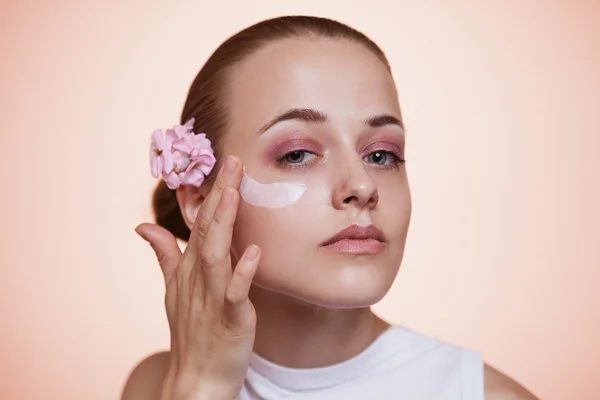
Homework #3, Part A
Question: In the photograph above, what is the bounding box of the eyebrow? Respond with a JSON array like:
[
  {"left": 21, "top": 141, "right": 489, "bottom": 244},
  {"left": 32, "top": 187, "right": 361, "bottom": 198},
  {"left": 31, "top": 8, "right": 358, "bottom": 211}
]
[{"left": 256, "top": 108, "right": 404, "bottom": 135}]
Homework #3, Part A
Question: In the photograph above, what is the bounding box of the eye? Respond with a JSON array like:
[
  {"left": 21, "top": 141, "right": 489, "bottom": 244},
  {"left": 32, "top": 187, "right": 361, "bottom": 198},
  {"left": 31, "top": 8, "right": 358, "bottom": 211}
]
[
  {"left": 363, "top": 150, "right": 403, "bottom": 166},
  {"left": 278, "top": 150, "right": 317, "bottom": 165}
]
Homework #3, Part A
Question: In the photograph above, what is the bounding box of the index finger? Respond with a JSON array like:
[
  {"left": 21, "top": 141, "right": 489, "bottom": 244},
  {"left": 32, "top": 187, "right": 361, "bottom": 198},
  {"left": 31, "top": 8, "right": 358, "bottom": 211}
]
[{"left": 188, "top": 155, "right": 243, "bottom": 251}]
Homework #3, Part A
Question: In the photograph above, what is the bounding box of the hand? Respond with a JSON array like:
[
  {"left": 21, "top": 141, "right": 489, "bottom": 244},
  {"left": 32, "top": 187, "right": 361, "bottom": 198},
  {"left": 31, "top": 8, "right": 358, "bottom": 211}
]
[{"left": 135, "top": 155, "right": 260, "bottom": 400}]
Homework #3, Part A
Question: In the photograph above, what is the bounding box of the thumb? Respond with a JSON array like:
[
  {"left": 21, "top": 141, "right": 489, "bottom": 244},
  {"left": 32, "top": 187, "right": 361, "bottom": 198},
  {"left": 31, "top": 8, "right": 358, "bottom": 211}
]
[{"left": 135, "top": 222, "right": 182, "bottom": 284}]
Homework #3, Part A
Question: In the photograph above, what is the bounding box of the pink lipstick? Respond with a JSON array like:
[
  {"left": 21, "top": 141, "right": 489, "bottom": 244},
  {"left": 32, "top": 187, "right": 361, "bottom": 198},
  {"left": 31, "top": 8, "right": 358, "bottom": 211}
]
[{"left": 320, "top": 224, "right": 386, "bottom": 254}]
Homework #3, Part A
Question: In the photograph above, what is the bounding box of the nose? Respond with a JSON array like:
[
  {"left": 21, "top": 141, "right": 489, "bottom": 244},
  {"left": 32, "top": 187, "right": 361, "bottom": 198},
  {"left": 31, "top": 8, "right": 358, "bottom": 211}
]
[{"left": 332, "top": 160, "right": 379, "bottom": 210}]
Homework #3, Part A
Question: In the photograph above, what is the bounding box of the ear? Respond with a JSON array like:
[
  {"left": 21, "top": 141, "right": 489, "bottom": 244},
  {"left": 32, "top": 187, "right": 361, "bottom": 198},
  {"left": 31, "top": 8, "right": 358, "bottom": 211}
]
[{"left": 175, "top": 185, "right": 208, "bottom": 232}]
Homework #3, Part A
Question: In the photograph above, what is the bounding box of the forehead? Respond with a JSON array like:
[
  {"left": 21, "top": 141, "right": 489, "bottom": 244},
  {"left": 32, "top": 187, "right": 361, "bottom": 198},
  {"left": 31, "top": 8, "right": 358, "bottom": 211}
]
[{"left": 225, "top": 38, "right": 401, "bottom": 135}]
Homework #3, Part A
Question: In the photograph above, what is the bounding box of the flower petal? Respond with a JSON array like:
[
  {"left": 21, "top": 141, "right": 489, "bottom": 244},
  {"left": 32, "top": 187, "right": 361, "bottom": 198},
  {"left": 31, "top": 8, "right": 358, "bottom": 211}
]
[
  {"left": 162, "top": 149, "right": 173, "bottom": 174},
  {"left": 191, "top": 153, "right": 216, "bottom": 175},
  {"left": 180, "top": 161, "right": 206, "bottom": 187},
  {"left": 183, "top": 117, "right": 195, "bottom": 131},
  {"left": 163, "top": 171, "right": 181, "bottom": 189},
  {"left": 165, "top": 128, "right": 178, "bottom": 145},
  {"left": 173, "top": 125, "right": 188, "bottom": 138},
  {"left": 172, "top": 134, "right": 196, "bottom": 154},
  {"left": 172, "top": 151, "right": 191, "bottom": 173},
  {"left": 151, "top": 129, "right": 164, "bottom": 150},
  {"left": 150, "top": 152, "right": 163, "bottom": 178}
]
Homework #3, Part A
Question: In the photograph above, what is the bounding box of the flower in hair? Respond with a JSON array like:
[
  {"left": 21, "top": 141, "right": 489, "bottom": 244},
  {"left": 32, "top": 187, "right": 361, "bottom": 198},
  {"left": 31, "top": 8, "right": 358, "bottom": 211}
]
[{"left": 150, "top": 118, "right": 216, "bottom": 189}]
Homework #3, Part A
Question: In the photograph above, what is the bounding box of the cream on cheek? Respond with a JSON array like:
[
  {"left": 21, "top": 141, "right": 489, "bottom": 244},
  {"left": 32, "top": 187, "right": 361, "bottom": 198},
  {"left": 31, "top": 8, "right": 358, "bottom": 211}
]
[
  {"left": 236, "top": 134, "right": 322, "bottom": 208},
  {"left": 238, "top": 168, "right": 308, "bottom": 208}
]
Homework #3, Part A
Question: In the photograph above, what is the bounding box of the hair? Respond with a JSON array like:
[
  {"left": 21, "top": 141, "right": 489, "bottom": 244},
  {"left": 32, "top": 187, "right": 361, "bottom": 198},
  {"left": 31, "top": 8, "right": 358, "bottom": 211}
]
[{"left": 152, "top": 15, "right": 392, "bottom": 240}]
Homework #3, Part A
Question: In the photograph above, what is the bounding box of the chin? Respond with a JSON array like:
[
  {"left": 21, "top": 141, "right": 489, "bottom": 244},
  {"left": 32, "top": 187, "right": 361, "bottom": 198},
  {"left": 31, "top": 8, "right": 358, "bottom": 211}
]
[
  {"left": 255, "top": 262, "right": 398, "bottom": 309},
  {"left": 314, "top": 272, "right": 394, "bottom": 308},
  {"left": 304, "top": 288, "right": 389, "bottom": 309}
]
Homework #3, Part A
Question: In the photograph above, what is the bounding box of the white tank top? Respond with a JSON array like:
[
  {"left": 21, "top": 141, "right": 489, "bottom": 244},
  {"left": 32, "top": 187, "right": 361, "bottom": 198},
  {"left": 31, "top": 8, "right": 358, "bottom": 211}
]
[{"left": 237, "top": 325, "right": 484, "bottom": 399}]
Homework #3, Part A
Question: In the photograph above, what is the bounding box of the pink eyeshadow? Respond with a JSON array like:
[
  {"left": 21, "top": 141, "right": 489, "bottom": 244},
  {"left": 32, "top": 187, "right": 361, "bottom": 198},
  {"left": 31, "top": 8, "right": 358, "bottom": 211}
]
[{"left": 266, "top": 136, "right": 324, "bottom": 159}]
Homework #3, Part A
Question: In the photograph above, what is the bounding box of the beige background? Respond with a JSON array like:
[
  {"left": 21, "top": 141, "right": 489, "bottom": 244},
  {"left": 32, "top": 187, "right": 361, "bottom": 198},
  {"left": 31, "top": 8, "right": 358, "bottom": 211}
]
[{"left": 1, "top": 1, "right": 599, "bottom": 399}]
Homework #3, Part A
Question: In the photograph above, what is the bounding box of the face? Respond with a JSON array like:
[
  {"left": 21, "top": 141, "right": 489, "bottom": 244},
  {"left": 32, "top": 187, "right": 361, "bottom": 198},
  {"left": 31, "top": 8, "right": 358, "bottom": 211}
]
[{"left": 219, "top": 38, "right": 410, "bottom": 308}]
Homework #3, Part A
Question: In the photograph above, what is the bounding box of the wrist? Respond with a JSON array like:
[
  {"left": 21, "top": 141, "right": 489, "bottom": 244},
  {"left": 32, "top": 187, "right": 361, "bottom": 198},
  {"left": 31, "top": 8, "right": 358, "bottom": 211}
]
[{"left": 161, "top": 373, "right": 239, "bottom": 400}]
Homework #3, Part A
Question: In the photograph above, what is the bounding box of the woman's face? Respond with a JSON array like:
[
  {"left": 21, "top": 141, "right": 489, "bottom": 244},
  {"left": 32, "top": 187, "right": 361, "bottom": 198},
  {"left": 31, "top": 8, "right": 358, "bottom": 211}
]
[{"left": 224, "top": 38, "right": 411, "bottom": 308}]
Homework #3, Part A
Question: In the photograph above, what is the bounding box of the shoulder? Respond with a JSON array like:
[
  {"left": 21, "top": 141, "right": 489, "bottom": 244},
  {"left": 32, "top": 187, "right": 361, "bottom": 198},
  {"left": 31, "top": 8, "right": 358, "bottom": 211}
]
[
  {"left": 484, "top": 363, "right": 540, "bottom": 400},
  {"left": 120, "top": 351, "right": 170, "bottom": 400}
]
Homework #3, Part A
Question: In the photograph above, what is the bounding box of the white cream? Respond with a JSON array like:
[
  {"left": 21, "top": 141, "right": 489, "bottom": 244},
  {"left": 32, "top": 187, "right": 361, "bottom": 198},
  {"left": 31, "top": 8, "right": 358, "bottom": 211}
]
[{"left": 238, "top": 170, "right": 306, "bottom": 208}]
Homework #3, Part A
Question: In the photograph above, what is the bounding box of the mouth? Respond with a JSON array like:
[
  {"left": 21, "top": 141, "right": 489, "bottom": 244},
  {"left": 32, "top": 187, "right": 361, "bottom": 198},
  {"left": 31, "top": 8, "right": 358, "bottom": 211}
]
[{"left": 320, "top": 224, "right": 386, "bottom": 254}]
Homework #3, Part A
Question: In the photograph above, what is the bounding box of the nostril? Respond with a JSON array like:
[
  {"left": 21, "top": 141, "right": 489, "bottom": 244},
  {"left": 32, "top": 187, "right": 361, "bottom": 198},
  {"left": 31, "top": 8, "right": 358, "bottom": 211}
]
[{"left": 343, "top": 196, "right": 355, "bottom": 204}]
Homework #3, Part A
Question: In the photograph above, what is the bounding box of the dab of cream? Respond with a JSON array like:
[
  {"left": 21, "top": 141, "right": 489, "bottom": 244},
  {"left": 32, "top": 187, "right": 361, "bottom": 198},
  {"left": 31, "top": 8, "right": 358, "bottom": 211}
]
[{"left": 238, "top": 170, "right": 306, "bottom": 208}]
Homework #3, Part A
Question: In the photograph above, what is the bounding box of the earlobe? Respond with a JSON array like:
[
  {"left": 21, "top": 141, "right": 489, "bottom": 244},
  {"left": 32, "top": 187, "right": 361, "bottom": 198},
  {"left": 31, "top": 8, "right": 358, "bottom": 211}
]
[{"left": 175, "top": 185, "right": 206, "bottom": 231}]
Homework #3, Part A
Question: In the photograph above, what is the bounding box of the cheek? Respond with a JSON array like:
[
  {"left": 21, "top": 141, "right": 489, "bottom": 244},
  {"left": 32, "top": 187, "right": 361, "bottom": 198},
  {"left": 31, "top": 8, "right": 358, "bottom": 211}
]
[
  {"left": 232, "top": 179, "right": 331, "bottom": 250},
  {"left": 231, "top": 202, "right": 322, "bottom": 296},
  {"left": 375, "top": 167, "right": 409, "bottom": 196},
  {"left": 377, "top": 174, "right": 412, "bottom": 238},
  {"left": 231, "top": 202, "right": 312, "bottom": 262},
  {"left": 231, "top": 183, "right": 332, "bottom": 269}
]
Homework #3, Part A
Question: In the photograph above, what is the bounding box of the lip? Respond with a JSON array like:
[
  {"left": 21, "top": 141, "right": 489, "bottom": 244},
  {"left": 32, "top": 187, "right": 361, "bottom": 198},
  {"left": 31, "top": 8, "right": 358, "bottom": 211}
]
[{"left": 320, "top": 224, "right": 386, "bottom": 254}]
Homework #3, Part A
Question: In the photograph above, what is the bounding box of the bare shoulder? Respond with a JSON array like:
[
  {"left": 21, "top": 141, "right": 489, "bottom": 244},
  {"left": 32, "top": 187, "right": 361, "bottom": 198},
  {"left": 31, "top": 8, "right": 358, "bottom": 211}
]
[
  {"left": 120, "top": 351, "right": 170, "bottom": 400},
  {"left": 484, "top": 363, "right": 540, "bottom": 400}
]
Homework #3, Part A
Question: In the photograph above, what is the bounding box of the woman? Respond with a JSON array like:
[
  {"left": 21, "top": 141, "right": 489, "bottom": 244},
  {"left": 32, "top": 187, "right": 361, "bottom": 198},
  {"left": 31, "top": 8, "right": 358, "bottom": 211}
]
[{"left": 121, "top": 15, "right": 539, "bottom": 400}]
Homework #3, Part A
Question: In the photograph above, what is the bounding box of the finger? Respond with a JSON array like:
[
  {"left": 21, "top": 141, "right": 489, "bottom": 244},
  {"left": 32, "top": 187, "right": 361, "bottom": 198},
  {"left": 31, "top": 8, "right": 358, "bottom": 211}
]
[
  {"left": 188, "top": 155, "right": 243, "bottom": 254},
  {"left": 135, "top": 223, "right": 181, "bottom": 286},
  {"left": 199, "top": 186, "right": 240, "bottom": 301},
  {"left": 223, "top": 245, "right": 260, "bottom": 329}
]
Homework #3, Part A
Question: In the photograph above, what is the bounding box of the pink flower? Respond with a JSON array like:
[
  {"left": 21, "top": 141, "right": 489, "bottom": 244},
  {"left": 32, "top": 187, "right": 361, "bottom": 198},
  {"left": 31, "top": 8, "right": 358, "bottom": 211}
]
[
  {"left": 180, "top": 154, "right": 216, "bottom": 187},
  {"left": 171, "top": 150, "right": 192, "bottom": 173},
  {"left": 163, "top": 171, "right": 181, "bottom": 190},
  {"left": 150, "top": 129, "right": 175, "bottom": 178},
  {"left": 171, "top": 131, "right": 216, "bottom": 187},
  {"left": 172, "top": 117, "right": 195, "bottom": 138},
  {"left": 149, "top": 118, "right": 216, "bottom": 189}
]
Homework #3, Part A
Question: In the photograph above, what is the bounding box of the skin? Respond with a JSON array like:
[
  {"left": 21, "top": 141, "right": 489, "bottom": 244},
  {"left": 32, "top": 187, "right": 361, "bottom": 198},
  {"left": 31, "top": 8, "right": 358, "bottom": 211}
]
[
  {"left": 122, "top": 38, "right": 539, "bottom": 399},
  {"left": 213, "top": 37, "right": 410, "bottom": 367}
]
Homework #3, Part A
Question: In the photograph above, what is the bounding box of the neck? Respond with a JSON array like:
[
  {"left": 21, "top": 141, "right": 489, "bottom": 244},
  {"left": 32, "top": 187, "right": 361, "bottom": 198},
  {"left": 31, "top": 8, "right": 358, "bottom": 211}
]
[{"left": 249, "top": 285, "right": 391, "bottom": 369}]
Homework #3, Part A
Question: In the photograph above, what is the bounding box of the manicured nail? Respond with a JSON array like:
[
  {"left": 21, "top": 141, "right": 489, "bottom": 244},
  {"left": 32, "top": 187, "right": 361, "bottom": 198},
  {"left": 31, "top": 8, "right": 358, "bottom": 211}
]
[
  {"left": 246, "top": 245, "right": 260, "bottom": 261},
  {"left": 223, "top": 156, "right": 238, "bottom": 175}
]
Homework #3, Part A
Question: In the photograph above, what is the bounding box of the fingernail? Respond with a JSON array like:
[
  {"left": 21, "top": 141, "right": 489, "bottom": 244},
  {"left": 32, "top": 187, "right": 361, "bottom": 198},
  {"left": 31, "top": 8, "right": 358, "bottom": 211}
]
[
  {"left": 223, "top": 156, "right": 238, "bottom": 175},
  {"left": 246, "top": 245, "right": 260, "bottom": 261}
]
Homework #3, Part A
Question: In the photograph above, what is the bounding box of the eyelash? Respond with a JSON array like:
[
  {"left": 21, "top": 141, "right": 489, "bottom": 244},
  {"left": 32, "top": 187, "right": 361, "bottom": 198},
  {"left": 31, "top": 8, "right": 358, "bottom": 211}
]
[
  {"left": 276, "top": 149, "right": 406, "bottom": 170},
  {"left": 364, "top": 151, "right": 406, "bottom": 170},
  {"left": 275, "top": 151, "right": 318, "bottom": 170}
]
